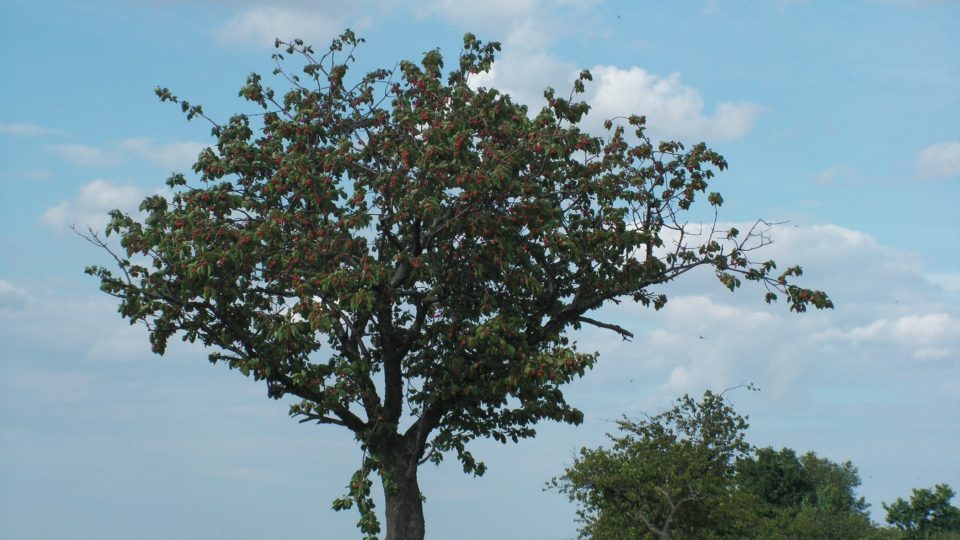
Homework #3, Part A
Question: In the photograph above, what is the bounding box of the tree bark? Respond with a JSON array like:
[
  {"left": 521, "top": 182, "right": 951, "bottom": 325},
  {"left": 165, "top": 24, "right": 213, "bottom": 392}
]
[{"left": 381, "top": 451, "right": 426, "bottom": 540}]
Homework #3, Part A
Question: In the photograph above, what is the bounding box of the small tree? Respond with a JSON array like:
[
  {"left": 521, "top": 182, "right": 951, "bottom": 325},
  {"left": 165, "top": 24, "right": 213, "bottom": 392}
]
[
  {"left": 549, "top": 391, "right": 752, "bottom": 539},
  {"left": 884, "top": 484, "right": 960, "bottom": 539},
  {"left": 84, "top": 31, "right": 831, "bottom": 539}
]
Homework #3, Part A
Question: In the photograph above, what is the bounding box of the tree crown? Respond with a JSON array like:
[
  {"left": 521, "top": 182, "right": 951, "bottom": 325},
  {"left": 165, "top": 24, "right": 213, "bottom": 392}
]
[{"left": 84, "top": 31, "right": 832, "bottom": 535}]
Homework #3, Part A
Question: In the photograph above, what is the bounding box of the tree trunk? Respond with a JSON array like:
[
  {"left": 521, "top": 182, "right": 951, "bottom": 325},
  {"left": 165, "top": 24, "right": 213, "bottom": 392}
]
[{"left": 381, "top": 452, "right": 425, "bottom": 540}]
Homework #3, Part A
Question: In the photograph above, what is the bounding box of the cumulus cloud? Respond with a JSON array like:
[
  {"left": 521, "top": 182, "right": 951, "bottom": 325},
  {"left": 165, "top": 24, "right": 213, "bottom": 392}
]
[
  {"left": 214, "top": 3, "right": 381, "bottom": 48},
  {"left": 583, "top": 66, "right": 763, "bottom": 141},
  {"left": 0, "top": 122, "right": 64, "bottom": 136},
  {"left": 914, "top": 141, "right": 960, "bottom": 179},
  {"left": 118, "top": 138, "right": 206, "bottom": 170},
  {"left": 49, "top": 144, "right": 121, "bottom": 167},
  {"left": 417, "top": 0, "right": 762, "bottom": 141},
  {"left": 468, "top": 51, "right": 575, "bottom": 110},
  {"left": 471, "top": 53, "right": 761, "bottom": 142},
  {"left": 40, "top": 180, "right": 149, "bottom": 231}
]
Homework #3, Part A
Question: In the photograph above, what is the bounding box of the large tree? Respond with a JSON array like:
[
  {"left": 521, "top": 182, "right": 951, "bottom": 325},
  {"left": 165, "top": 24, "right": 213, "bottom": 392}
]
[{"left": 84, "top": 31, "right": 831, "bottom": 539}]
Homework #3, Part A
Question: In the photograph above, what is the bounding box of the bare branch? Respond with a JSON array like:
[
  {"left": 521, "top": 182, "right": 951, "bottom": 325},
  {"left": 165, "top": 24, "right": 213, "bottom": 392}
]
[{"left": 577, "top": 316, "right": 634, "bottom": 340}]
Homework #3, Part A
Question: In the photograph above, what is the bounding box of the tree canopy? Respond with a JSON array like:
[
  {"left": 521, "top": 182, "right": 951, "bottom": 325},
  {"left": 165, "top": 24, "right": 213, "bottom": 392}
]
[
  {"left": 549, "top": 391, "right": 753, "bottom": 539},
  {"left": 884, "top": 484, "right": 960, "bottom": 539},
  {"left": 84, "top": 31, "right": 832, "bottom": 539},
  {"left": 736, "top": 447, "right": 875, "bottom": 539}
]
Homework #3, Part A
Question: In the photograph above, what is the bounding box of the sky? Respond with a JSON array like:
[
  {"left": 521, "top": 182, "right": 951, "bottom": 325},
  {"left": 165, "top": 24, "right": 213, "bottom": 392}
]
[{"left": 0, "top": 0, "right": 958, "bottom": 538}]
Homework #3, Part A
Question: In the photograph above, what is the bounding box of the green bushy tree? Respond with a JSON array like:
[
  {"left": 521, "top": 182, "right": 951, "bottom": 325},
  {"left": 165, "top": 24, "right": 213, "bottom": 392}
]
[
  {"left": 737, "top": 448, "right": 874, "bottom": 538},
  {"left": 549, "top": 391, "right": 753, "bottom": 539},
  {"left": 884, "top": 484, "right": 960, "bottom": 539}
]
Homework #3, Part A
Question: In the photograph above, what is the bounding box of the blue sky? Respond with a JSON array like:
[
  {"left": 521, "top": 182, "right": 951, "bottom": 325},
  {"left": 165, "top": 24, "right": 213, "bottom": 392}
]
[{"left": 1, "top": 0, "right": 958, "bottom": 538}]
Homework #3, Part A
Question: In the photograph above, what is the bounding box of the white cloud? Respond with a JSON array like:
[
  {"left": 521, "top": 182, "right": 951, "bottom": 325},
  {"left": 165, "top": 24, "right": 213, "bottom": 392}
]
[
  {"left": 0, "top": 287, "right": 160, "bottom": 368},
  {"left": 888, "top": 313, "right": 956, "bottom": 343},
  {"left": 49, "top": 143, "right": 121, "bottom": 167},
  {"left": 584, "top": 66, "right": 762, "bottom": 141},
  {"left": 470, "top": 52, "right": 761, "bottom": 142},
  {"left": 727, "top": 224, "right": 929, "bottom": 300},
  {"left": 0, "top": 122, "right": 63, "bottom": 136},
  {"left": 468, "top": 51, "right": 575, "bottom": 110},
  {"left": 118, "top": 138, "right": 206, "bottom": 170},
  {"left": 0, "top": 279, "right": 28, "bottom": 310},
  {"left": 914, "top": 141, "right": 960, "bottom": 179},
  {"left": 419, "top": 0, "right": 760, "bottom": 141},
  {"left": 415, "top": 0, "right": 596, "bottom": 53},
  {"left": 49, "top": 139, "right": 206, "bottom": 170},
  {"left": 215, "top": 5, "right": 363, "bottom": 48},
  {"left": 416, "top": 0, "right": 765, "bottom": 142},
  {"left": 571, "top": 222, "right": 959, "bottom": 407},
  {"left": 926, "top": 273, "right": 960, "bottom": 294},
  {"left": 40, "top": 180, "right": 148, "bottom": 231},
  {"left": 816, "top": 313, "right": 960, "bottom": 359},
  {"left": 667, "top": 366, "right": 692, "bottom": 391}
]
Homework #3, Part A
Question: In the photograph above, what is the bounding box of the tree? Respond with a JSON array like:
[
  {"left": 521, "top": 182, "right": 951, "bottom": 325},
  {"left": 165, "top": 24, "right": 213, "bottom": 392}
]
[
  {"left": 83, "top": 31, "right": 831, "bottom": 539},
  {"left": 737, "top": 448, "right": 874, "bottom": 539},
  {"left": 548, "top": 391, "right": 753, "bottom": 539},
  {"left": 737, "top": 447, "right": 812, "bottom": 510},
  {"left": 798, "top": 451, "right": 869, "bottom": 516},
  {"left": 884, "top": 484, "right": 960, "bottom": 539}
]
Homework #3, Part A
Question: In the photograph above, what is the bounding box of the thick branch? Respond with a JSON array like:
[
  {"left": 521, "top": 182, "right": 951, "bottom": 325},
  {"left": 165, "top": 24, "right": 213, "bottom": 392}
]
[{"left": 577, "top": 316, "right": 634, "bottom": 340}]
